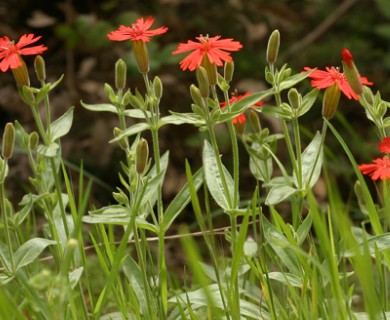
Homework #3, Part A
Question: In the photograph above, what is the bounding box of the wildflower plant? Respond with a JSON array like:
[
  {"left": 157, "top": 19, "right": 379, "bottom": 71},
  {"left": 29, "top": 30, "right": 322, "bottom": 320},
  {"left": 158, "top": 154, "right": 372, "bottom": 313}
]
[{"left": 1, "top": 15, "right": 390, "bottom": 320}]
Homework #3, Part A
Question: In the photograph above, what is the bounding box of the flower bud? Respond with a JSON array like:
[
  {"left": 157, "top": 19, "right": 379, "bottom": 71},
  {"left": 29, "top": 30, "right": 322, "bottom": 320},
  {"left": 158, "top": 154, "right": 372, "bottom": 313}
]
[
  {"left": 34, "top": 55, "right": 46, "bottom": 82},
  {"left": 132, "top": 40, "right": 149, "bottom": 74},
  {"left": 322, "top": 83, "right": 340, "bottom": 120},
  {"left": 113, "top": 128, "right": 129, "bottom": 151},
  {"left": 153, "top": 76, "right": 163, "bottom": 100},
  {"left": 136, "top": 138, "right": 149, "bottom": 174},
  {"left": 233, "top": 120, "right": 245, "bottom": 135},
  {"left": 341, "top": 48, "right": 363, "bottom": 96},
  {"left": 224, "top": 61, "right": 234, "bottom": 83},
  {"left": 287, "top": 88, "right": 301, "bottom": 110},
  {"left": 28, "top": 132, "right": 39, "bottom": 150},
  {"left": 362, "top": 86, "right": 374, "bottom": 105},
  {"left": 115, "top": 59, "right": 127, "bottom": 90},
  {"left": 196, "top": 66, "right": 210, "bottom": 98},
  {"left": 249, "top": 110, "right": 261, "bottom": 133},
  {"left": 190, "top": 84, "right": 205, "bottom": 108},
  {"left": 12, "top": 58, "right": 30, "bottom": 88},
  {"left": 266, "top": 30, "right": 280, "bottom": 65},
  {"left": 2, "top": 123, "right": 15, "bottom": 159}
]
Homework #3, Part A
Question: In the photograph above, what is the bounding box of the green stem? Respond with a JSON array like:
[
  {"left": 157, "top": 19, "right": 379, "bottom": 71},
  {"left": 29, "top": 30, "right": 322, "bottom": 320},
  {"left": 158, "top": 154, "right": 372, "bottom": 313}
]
[{"left": 0, "top": 161, "right": 15, "bottom": 272}]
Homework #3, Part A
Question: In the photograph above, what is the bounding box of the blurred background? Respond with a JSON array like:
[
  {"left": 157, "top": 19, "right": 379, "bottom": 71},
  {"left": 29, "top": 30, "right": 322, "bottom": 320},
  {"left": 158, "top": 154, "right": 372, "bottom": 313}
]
[{"left": 0, "top": 0, "right": 388, "bottom": 221}]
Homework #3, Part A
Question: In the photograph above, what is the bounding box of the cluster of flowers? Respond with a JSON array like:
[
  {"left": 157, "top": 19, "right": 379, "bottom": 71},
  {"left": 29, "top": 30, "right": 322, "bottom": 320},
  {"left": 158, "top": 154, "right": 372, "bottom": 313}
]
[{"left": 0, "top": 16, "right": 388, "bottom": 181}]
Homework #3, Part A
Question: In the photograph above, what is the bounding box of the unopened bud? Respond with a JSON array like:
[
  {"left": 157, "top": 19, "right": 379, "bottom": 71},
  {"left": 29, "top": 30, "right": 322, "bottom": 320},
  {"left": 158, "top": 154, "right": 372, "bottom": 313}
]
[
  {"left": 113, "top": 128, "right": 129, "bottom": 150},
  {"left": 28, "top": 132, "right": 39, "bottom": 150},
  {"left": 12, "top": 58, "right": 30, "bottom": 88},
  {"left": 322, "top": 83, "right": 341, "bottom": 120},
  {"left": 362, "top": 86, "right": 374, "bottom": 105},
  {"left": 266, "top": 30, "right": 280, "bottom": 65},
  {"left": 249, "top": 110, "right": 261, "bottom": 133},
  {"left": 115, "top": 59, "right": 127, "bottom": 90},
  {"left": 341, "top": 48, "right": 363, "bottom": 96},
  {"left": 34, "top": 55, "right": 46, "bottom": 82},
  {"left": 224, "top": 61, "right": 234, "bottom": 82},
  {"left": 190, "top": 84, "right": 205, "bottom": 108},
  {"left": 2, "top": 123, "right": 15, "bottom": 159},
  {"left": 287, "top": 88, "right": 301, "bottom": 110},
  {"left": 153, "top": 76, "right": 163, "bottom": 100},
  {"left": 132, "top": 40, "right": 149, "bottom": 74},
  {"left": 136, "top": 138, "right": 149, "bottom": 174},
  {"left": 196, "top": 67, "right": 210, "bottom": 98},
  {"left": 233, "top": 120, "right": 245, "bottom": 135}
]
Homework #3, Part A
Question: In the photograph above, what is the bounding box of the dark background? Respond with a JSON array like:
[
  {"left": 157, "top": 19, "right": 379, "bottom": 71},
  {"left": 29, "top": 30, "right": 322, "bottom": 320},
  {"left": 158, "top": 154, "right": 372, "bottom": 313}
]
[{"left": 0, "top": 0, "right": 388, "bottom": 218}]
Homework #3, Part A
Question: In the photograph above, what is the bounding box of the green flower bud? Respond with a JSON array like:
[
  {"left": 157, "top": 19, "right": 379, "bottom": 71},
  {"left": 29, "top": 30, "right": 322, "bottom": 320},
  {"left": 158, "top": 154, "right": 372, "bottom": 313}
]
[
  {"left": 362, "top": 86, "right": 374, "bottom": 105},
  {"left": 12, "top": 58, "right": 30, "bottom": 88},
  {"left": 115, "top": 59, "right": 127, "bottom": 90},
  {"left": 287, "top": 88, "right": 301, "bottom": 110},
  {"left": 2, "top": 123, "right": 15, "bottom": 159},
  {"left": 322, "top": 83, "right": 341, "bottom": 120},
  {"left": 224, "top": 61, "right": 234, "bottom": 83},
  {"left": 113, "top": 128, "right": 129, "bottom": 151},
  {"left": 28, "top": 132, "right": 39, "bottom": 150},
  {"left": 153, "top": 76, "right": 163, "bottom": 100},
  {"left": 136, "top": 138, "right": 149, "bottom": 174},
  {"left": 196, "top": 66, "right": 210, "bottom": 98},
  {"left": 200, "top": 55, "right": 217, "bottom": 86},
  {"left": 34, "top": 55, "right": 46, "bottom": 82},
  {"left": 266, "top": 30, "right": 280, "bottom": 65},
  {"left": 190, "top": 84, "right": 206, "bottom": 109}
]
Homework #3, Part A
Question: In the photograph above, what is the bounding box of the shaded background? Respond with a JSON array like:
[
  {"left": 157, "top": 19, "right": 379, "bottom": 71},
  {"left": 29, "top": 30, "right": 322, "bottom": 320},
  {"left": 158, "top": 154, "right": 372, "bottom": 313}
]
[{"left": 0, "top": 0, "right": 389, "bottom": 220}]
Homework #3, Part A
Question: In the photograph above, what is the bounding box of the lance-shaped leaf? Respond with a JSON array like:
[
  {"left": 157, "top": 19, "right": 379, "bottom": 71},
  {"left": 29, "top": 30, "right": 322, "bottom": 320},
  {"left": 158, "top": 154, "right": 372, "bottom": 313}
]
[
  {"left": 293, "top": 131, "right": 323, "bottom": 189},
  {"left": 265, "top": 184, "right": 297, "bottom": 205},
  {"left": 278, "top": 70, "right": 313, "bottom": 92},
  {"left": 203, "top": 140, "right": 234, "bottom": 211},
  {"left": 110, "top": 123, "right": 150, "bottom": 142},
  {"left": 49, "top": 107, "right": 74, "bottom": 142},
  {"left": 14, "top": 238, "right": 56, "bottom": 271},
  {"left": 164, "top": 112, "right": 205, "bottom": 126}
]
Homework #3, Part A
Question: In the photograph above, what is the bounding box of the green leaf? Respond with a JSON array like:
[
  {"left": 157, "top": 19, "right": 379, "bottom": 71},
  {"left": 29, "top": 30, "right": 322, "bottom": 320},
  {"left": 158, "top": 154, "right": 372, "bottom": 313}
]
[
  {"left": 165, "top": 112, "right": 205, "bottom": 125},
  {"left": 10, "top": 195, "right": 34, "bottom": 227},
  {"left": 203, "top": 140, "right": 234, "bottom": 211},
  {"left": 0, "top": 241, "right": 11, "bottom": 272},
  {"left": 50, "top": 107, "right": 74, "bottom": 141},
  {"left": 36, "top": 143, "right": 60, "bottom": 157},
  {"left": 80, "top": 101, "right": 117, "bottom": 113},
  {"left": 69, "top": 267, "right": 84, "bottom": 289},
  {"left": 83, "top": 205, "right": 130, "bottom": 225},
  {"left": 278, "top": 70, "right": 312, "bottom": 92},
  {"left": 163, "top": 168, "right": 203, "bottom": 232},
  {"left": 243, "top": 237, "right": 258, "bottom": 258},
  {"left": 296, "top": 213, "right": 312, "bottom": 245},
  {"left": 343, "top": 232, "right": 390, "bottom": 257},
  {"left": 294, "top": 131, "right": 323, "bottom": 189},
  {"left": 14, "top": 238, "right": 56, "bottom": 271},
  {"left": 267, "top": 271, "right": 305, "bottom": 288},
  {"left": 109, "top": 123, "right": 150, "bottom": 142},
  {"left": 298, "top": 88, "right": 319, "bottom": 117},
  {"left": 140, "top": 169, "right": 166, "bottom": 207},
  {"left": 123, "top": 109, "right": 150, "bottom": 119},
  {"left": 265, "top": 185, "right": 296, "bottom": 205}
]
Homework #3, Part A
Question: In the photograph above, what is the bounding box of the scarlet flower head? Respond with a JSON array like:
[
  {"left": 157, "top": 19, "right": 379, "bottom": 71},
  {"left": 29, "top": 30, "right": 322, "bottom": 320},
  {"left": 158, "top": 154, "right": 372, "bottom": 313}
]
[
  {"left": 220, "top": 92, "right": 263, "bottom": 124},
  {"left": 358, "top": 137, "right": 390, "bottom": 181},
  {"left": 358, "top": 157, "right": 390, "bottom": 181},
  {"left": 0, "top": 34, "right": 47, "bottom": 72},
  {"left": 341, "top": 48, "right": 354, "bottom": 67},
  {"left": 172, "top": 35, "right": 243, "bottom": 71},
  {"left": 303, "top": 66, "right": 372, "bottom": 100},
  {"left": 107, "top": 16, "right": 168, "bottom": 42}
]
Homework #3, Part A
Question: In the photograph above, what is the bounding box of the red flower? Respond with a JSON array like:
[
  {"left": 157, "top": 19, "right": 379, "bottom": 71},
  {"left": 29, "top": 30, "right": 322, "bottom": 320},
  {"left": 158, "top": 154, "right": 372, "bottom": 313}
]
[
  {"left": 0, "top": 34, "right": 47, "bottom": 72},
  {"left": 358, "top": 157, "right": 390, "bottom": 181},
  {"left": 172, "top": 35, "right": 243, "bottom": 71},
  {"left": 107, "top": 16, "right": 168, "bottom": 42},
  {"left": 341, "top": 48, "right": 354, "bottom": 67},
  {"left": 303, "top": 66, "right": 372, "bottom": 100},
  {"left": 379, "top": 137, "right": 390, "bottom": 153},
  {"left": 220, "top": 92, "right": 263, "bottom": 124}
]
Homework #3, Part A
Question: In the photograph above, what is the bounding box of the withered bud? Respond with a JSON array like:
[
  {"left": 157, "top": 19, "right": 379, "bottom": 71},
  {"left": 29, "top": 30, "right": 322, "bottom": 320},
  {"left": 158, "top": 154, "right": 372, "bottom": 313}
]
[
  {"left": 224, "top": 61, "right": 234, "bottom": 83},
  {"left": 196, "top": 66, "right": 210, "bottom": 98},
  {"left": 2, "top": 123, "right": 15, "bottom": 159},
  {"left": 249, "top": 110, "right": 261, "bottom": 133},
  {"left": 322, "top": 83, "right": 341, "bottom": 120},
  {"left": 136, "top": 138, "right": 149, "bottom": 174},
  {"left": 115, "top": 59, "right": 127, "bottom": 90},
  {"left": 34, "top": 55, "right": 46, "bottom": 82},
  {"left": 266, "top": 30, "right": 280, "bottom": 65}
]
